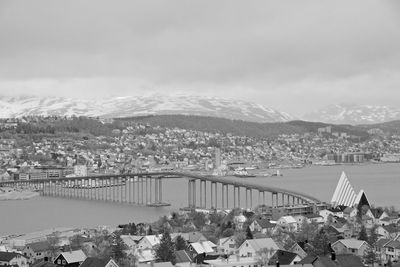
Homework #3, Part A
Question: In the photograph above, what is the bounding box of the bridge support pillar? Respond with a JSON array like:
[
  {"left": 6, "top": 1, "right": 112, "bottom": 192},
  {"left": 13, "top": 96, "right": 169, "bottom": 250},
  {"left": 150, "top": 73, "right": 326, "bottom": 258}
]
[
  {"left": 213, "top": 182, "right": 217, "bottom": 209},
  {"left": 250, "top": 189, "right": 253, "bottom": 209},
  {"left": 221, "top": 184, "right": 225, "bottom": 209},
  {"left": 200, "top": 180, "right": 203, "bottom": 208},
  {"left": 239, "top": 187, "right": 242, "bottom": 207},
  {"left": 158, "top": 178, "right": 162, "bottom": 204},
  {"left": 263, "top": 191, "right": 266, "bottom": 206}
]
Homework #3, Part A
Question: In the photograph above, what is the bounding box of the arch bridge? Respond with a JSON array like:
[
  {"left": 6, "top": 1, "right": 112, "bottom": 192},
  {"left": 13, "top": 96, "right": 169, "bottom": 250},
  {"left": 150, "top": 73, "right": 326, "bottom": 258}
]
[{"left": 0, "top": 172, "right": 321, "bottom": 210}]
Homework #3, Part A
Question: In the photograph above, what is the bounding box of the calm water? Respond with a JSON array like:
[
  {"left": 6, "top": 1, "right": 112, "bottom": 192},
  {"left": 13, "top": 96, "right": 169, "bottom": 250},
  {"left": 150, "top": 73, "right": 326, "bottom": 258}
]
[{"left": 1, "top": 164, "right": 399, "bottom": 236}]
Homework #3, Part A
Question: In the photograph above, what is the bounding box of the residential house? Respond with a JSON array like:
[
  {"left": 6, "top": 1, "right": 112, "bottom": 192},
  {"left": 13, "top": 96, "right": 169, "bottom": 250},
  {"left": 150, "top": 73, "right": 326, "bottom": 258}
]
[
  {"left": 218, "top": 236, "right": 236, "bottom": 255},
  {"left": 174, "top": 250, "right": 191, "bottom": 267},
  {"left": 137, "top": 235, "right": 160, "bottom": 250},
  {"left": 331, "top": 239, "right": 370, "bottom": 257},
  {"left": 204, "top": 256, "right": 258, "bottom": 267},
  {"left": 238, "top": 238, "right": 280, "bottom": 258},
  {"left": 120, "top": 235, "right": 142, "bottom": 251},
  {"left": 136, "top": 249, "right": 155, "bottom": 263},
  {"left": 376, "top": 224, "right": 400, "bottom": 239},
  {"left": 383, "top": 240, "right": 400, "bottom": 263},
  {"left": 304, "top": 214, "right": 324, "bottom": 224},
  {"left": 289, "top": 241, "right": 310, "bottom": 259},
  {"left": 53, "top": 250, "right": 86, "bottom": 267},
  {"left": 172, "top": 232, "right": 207, "bottom": 244},
  {"left": 276, "top": 216, "right": 298, "bottom": 232},
  {"left": 249, "top": 218, "right": 275, "bottom": 234},
  {"left": 138, "top": 262, "right": 174, "bottom": 267},
  {"left": 307, "top": 253, "right": 365, "bottom": 267},
  {"left": 80, "top": 258, "right": 119, "bottom": 267},
  {"left": 343, "top": 207, "right": 358, "bottom": 220},
  {"left": 268, "top": 250, "right": 302, "bottom": 265},
  {"left": 0, "top": 251, "right": 29, "bottom": 267},
  {"left": 375, "top": 238, "right": 391, "bottom": 264},
  {"left": 186, "top": 241, "right": 217, "bottom": 263},
  {"left": 22, "top": 240, "right": 52, "bottom": 264}
]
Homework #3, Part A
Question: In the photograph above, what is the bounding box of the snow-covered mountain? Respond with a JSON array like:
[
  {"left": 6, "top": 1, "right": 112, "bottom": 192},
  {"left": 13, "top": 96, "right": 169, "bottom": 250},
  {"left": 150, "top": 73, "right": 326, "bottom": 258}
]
[
  {"left": 304, "top": 104, "right": 400, "bottom": 124},
  {"left": 0, "top": 95, "right": 293, "bottom": 123}
]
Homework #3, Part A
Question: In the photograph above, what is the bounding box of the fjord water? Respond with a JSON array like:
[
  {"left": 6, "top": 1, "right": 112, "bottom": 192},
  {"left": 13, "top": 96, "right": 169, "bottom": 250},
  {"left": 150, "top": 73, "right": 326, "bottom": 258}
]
[{"left": 1, "top": 164, "right": 399, "bottom": 236}]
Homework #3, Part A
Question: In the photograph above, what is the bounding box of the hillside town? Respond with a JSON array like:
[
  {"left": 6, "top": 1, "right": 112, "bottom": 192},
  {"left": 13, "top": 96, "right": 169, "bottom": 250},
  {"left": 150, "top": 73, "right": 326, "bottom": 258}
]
[
  {"left": 1, "top": 116, "right": 400, "bottom": 181},
  {"left": 1, "top": 172, "right": 400, "bottom": 267}
]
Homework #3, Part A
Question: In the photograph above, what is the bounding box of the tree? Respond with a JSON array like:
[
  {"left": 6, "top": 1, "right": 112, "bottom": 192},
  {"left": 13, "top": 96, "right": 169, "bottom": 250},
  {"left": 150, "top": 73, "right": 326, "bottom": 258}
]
[
  {"left": 120, "top": 223, "right": 137, "bottom": 235},
  {"left": 358, "top": 225, "right": 368, "bottom": 242},
  {"left": 155, "top": 230, "right": 176, "bottom": 264},
  {"left": 311, "top": 229, "right": 331, "bottom": 256},
  {"left": 234, "top": 232, "right": 247, "bottom": 248},
  {"left": 112, "top": 232, "right": 128, "bottom": 264},
  {"left": 175, "top": 235, "right": 187, "bottom": 251},
  {"left": 363, "top": 246, "right": 377, "bottom": 267},
  {"left": 369, "top": 225, "right": 379, "bottom": 246},
  {"left": 246, "top": 226, "right": 254, "bottom": 240},
  {"left": 256, "top": 247, "right": 276, "bottom": 267},
  {"left": 47, "top": 232, "right": 61, "bottom": 259}
]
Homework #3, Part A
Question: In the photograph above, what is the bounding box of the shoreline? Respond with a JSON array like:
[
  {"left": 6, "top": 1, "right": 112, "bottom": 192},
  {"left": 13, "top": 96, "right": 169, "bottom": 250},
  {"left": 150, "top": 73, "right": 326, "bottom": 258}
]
[{"left": 0, "top": 188, "right": 40, "bottom": 201}]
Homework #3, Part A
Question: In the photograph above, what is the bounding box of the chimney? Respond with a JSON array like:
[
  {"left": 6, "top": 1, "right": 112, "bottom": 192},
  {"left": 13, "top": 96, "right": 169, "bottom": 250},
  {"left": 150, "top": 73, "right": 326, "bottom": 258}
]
[{"left": 331, "top": 252, "right": 336, "bottom": 261}]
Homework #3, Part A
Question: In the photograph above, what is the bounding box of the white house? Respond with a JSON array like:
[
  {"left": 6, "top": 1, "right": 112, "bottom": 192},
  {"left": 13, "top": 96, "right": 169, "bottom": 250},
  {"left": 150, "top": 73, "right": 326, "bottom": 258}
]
[
  {"left": 383, "top": 240, "right": 400, "bottom": 263},
  {"left": 238, "top": 238, "right": 280, "bottom": 258},
  {"left": 331, "top": 239, "right": 370, "bottom": 257},
  {"left": 0, "top": 252, "right": 29, "bottom": 267},
  {"left": 376, "top": 225, "right": 400, "bottom": 239},
  {"left": 137, "top": 235, "right": 160, "bottom": 250},
  {"left": 218, "top": 236, "right": 236, "bottom": 255},
  {"left": 276, "top": 216, "right": 298, "bottom": 232}
]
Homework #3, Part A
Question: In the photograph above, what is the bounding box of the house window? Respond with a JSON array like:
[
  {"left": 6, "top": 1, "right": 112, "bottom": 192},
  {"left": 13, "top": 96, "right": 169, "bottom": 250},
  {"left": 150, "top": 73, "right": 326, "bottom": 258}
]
[
  {"left": 351, "top": 249, "right": 356, "bottom": 253},
  {"left": 229, "top": 244, "right": 235, "bottom": 248},
  {"left": 388, "top": 248, "right": 394, "bottom": 252},
  {"left": 57, "top": 259, "right": 61, "bottom": 264},
  {"left": 246, "top": 243, "right": 248, "bottom": 247},
  {"left": 62, "top": 260, "right": 66, "bottom": 265},
  {"left": 248, "top": 252, "right": 252, "bottom": 257}
]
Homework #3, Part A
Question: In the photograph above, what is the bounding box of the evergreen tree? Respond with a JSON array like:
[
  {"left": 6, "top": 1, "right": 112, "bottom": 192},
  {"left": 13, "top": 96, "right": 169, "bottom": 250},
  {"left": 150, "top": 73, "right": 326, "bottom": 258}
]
[
  {"left": 155, "top": 230, "right": 176, "bottom": 264},
  {"left": 369, "top": 225, "right": 379, "bottom": 246},
  {"left": 364, "top": 246, "right": 377, "bottom": 267},
  {"left": 358, "top": 225, "right": 368, "bottom": 242},
  {"left": 112, "top": 232, "right": 128, "bottom": 264},
  {"left": 175, "top": 235, "right": 187, "bottom": 251},
  {"left": 246, "top": 226, "right": 254, "bottom": 240},
  {"left": 148, "top": 225, "right": 153, "bottom": 235},
  {"left": 311, "top": 229, "right": 331, "bottom": 256}
]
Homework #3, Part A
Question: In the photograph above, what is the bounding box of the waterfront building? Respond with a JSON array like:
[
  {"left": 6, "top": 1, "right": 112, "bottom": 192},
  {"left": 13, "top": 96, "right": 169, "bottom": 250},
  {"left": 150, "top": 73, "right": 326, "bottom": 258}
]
[{"left": 331, "top": 172, "right": 370, "bottom": 208}]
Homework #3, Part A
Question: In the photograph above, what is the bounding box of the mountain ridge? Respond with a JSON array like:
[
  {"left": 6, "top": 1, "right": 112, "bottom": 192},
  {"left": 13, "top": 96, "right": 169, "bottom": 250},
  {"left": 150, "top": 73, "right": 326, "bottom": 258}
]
[
  {"left": 0, "top": 95, "right": 293, "bottom": 123},
  {"left": 305, "top": 103, "right": 400, "bottom": 124}
]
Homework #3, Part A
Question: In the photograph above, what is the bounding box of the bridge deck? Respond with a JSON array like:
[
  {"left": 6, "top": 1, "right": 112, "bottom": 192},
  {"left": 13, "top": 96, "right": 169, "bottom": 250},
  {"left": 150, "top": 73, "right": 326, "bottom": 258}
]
[{"left": 0, "top": 171, "right": 321, "bottom": 203}]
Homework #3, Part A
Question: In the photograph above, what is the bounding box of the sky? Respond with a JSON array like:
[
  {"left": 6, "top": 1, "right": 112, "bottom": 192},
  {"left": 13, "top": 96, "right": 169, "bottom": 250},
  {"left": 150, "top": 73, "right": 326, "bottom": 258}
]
[{"left": 0, "top": 0, "right": 400, "bottom": 115}]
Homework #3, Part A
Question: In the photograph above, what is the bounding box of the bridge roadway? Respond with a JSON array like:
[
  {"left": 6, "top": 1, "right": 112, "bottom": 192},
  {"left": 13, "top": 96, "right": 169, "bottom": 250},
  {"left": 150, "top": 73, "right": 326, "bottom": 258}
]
[{"left": 0, "top": 171, "right": 322, "bottom": 209}]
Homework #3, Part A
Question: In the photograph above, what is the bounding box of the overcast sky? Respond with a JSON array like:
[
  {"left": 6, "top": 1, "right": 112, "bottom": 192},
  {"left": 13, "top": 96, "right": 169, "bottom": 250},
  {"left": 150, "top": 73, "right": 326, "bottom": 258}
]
[{"left": 0, "top": 0, "right": 399, "bottom": 114}]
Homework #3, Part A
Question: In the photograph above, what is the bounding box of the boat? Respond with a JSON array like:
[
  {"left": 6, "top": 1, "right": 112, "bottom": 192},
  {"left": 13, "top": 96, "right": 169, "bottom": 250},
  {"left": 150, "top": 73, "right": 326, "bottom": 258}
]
[
  {"left": 271, "top": 170, "right": 283, "bottom": 177},
  {"left": 232, "top": 169, "right": 257, "bottom": 178}
]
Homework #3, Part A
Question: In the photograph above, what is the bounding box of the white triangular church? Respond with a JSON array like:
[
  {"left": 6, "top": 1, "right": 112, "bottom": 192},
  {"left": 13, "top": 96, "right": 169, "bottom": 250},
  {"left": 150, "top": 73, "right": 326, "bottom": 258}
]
[{"left": 331, "top": 171, "right": 370, "bottom": 208}]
